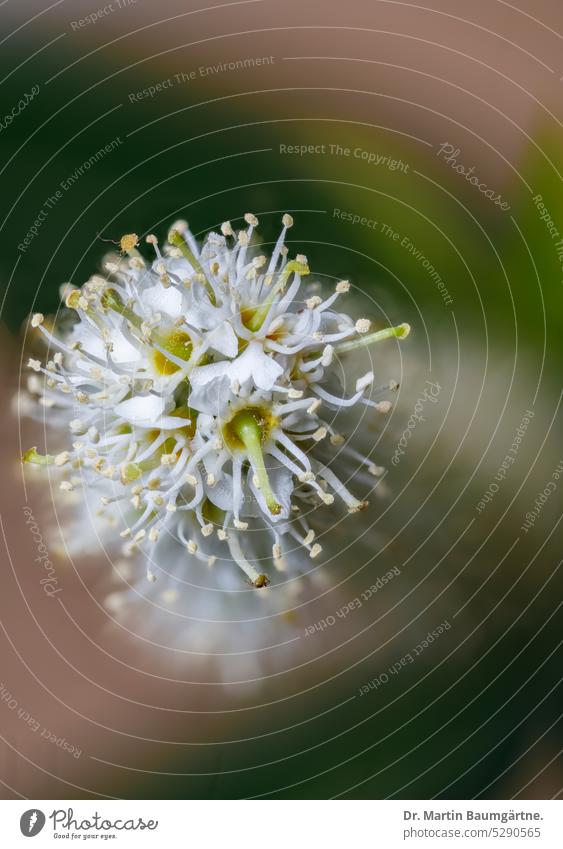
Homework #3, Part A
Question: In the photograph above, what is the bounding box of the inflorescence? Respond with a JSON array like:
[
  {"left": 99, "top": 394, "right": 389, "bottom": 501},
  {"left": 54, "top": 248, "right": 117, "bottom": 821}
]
[{"left": 23, "top": 214, "right": 409, "bottom": 587}]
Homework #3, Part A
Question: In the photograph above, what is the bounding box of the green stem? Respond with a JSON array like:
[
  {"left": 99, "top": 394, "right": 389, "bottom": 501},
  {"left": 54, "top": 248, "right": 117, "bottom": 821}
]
[
  {"left": 22, "top": 448, "right": 54, "bottom": 466},
  {"left": 335, "top": 322, "right": 410, "bottom": 354}
]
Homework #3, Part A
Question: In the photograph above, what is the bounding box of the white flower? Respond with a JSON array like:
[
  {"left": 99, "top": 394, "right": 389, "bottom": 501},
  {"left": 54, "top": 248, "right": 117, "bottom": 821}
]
[{"left": 22, "top": 215, "right": 409, "bottom": 588}]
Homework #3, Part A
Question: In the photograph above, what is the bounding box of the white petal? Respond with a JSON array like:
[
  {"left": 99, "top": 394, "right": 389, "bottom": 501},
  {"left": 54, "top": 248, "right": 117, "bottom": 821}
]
[
  {"left": 110, "top": 330, "right": 143, "bottom": 363},
  {"left": 114, "top": 394, "right": 165, "bottom": 426},
  {"left": 71, "top": 322, "right": 141, "bottom": 364},
  {"left": 206, "top": 321, "right": 238, "bottom": 358},
  {"left": 232, "top": 341, "right": 283, "bottom": 391},
  {"left": 188, "top": 376, "right": 233, "bottom": 416},
  {"left": 190, "top": 362, "right": 230, "bottom": 388},
  {"left": 141, "top": 283, "right": 184, "bottom": 319},
  {"left": 206, "top": 474, "right": 235, "bottom": 511}
]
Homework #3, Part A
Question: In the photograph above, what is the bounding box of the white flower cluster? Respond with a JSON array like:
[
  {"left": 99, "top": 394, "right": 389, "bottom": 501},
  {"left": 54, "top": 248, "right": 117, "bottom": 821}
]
[{"left": 23, "top": 214, "right": 409, "bottom": 588}]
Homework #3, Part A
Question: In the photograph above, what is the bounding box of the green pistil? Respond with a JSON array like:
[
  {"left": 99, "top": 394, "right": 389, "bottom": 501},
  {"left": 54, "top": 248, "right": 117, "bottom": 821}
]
[
  {"left": 228, "top": 409, "right": 281, "bottom": 516},
  {"left": 246, "top": 259, "right": 309, "bottom": 332},
  {"left": 169, "top": 230, "right": 216, "bottom": 305},
  {"left": 22, "top": 447, "right": 54, "bottom": 466},
  {"left": 335, "top": 322, "right": 411, "bottom": 354},
  {"left": 101, "top": 288, "right": 143, "bottom": 329}
]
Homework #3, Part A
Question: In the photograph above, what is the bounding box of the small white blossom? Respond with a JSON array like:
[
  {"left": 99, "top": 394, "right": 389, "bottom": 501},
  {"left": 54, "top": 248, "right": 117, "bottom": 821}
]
[{"left": 22, "top": 215, "right": 409, "bottom": 588}]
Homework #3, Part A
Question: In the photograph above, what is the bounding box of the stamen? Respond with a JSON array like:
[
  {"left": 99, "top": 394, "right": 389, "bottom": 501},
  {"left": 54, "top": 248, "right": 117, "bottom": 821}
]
[
  {"left": 168, "top": 229, "right": 216, "bottom": 304},
  {"left": 246, "top": 258, "right": 309, "bottom": 332}
]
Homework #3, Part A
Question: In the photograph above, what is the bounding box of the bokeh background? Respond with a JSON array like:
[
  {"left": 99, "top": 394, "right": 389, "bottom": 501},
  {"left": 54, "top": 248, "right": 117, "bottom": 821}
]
[{"left": 0, "top": 0, "right": 561, "bottom": 799}]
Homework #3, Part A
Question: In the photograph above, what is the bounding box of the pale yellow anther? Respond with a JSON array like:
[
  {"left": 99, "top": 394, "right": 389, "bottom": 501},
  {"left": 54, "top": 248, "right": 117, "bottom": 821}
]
[
  {"left": 330, "top": 434, "right": 345, "bottom": 445},
  {"left": 336, "top": 280, "right": 350, "bottom": 294},
  {"left": 169, "top": 220, "right": 188, "bottom": 237},
  {"left": 307, "top": 399, "right": 321, "bottom": 415},
  {"left": 185, "top": 473, "right": 198, "bottom": 487},
  {"left": 244, "top": 212, "right": 259, "bottom": 227},
  {"left": 65, "top": 290, "right": 82, "bottom": 309},
  {"left": 54, "top": 451, "right": 70, "bottom": 466},
  {"left": 288, "top": 388, "right": 303, "bottom": 399},
  {"left": 306, "top": 296, "right": 322, "bottom": 310},
  {"left": 282, "top": 213, "right": 294, "bottom": 228},
  {"left": 187, "top": 540, "right": 198, "bottom": 554},
  {"left": 356, "top": 318, "right": 371, "bottom": 334},
  {"left": 375, "top": 401, "right": 392, "bottom": 414},
  {"left": 221, "top": 221, "right": 233, "bottom": 236},
  {"left": 28, "top": 359, "right": 41, "bottom": 372},
  {"left": 348, "top": 500, "right": 369, "bottom": 514},
  {"left": 298, "top": 471, "right": 315, "bottom": 483},
  {"left": 234, "top": 519, "right": 248, "bottom": 530},
  {"left": 310, "top": 544, "right": 322, "bottom": 559},
  {"left": 303, "top": 530, "right": 315, "bottom": 546},
  {"left": 201, "top": 524, "right": 214, "bottom": 537},
  {"left": 31, "top": 313, "right": 44, "bottom": 328},
  {"left": 120, "top": 233, "right": 139, "bottom": 254},
  {"left": 313, "top": 426, "right": 327, "bottom": 442},
  {"left": 59, "top": 481, "right": 74, "bottom": 492},
  {"left": 217, "top": 529, "right": 228, "bottom": 541}
]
